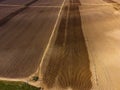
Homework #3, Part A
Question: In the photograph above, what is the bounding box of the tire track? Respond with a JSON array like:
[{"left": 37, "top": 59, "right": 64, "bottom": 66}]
[
  {"left": 43, "top": 0, "right": 92, "bottom": 89},
  {"left": 0, "top": 0, "right": 38, "bottom": 26}
]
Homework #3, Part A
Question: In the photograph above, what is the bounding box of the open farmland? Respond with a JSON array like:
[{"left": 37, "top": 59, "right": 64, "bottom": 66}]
[
  {"left": 0, "top": 0, "right": 120, "bottom": 90},
  {"left": 0, "top": 0, "right": 60, "bottom": 78}
]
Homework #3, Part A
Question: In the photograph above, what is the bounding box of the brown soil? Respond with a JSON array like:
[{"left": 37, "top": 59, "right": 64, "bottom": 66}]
[
  {"left": 43, "top": 0, "right": 92, "bottom": 89},
  {"left": 0, "top": 7, "right": 59, "bottom": 78}
]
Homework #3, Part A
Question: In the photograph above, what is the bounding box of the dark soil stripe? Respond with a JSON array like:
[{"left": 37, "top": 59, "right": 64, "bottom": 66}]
[
  {"left": 0, "top": 0, "right": 38, "bottom": 26},
  {"left": 43, "top": 0, "right": 92, "bottom": 89},
  {"left": 0, "top": 7, "right": 26, "bottom": 26},
  {"left": 42, "top": 5, "right": 69, "bottom": 88},
  {"left": 25, "top": 0, "right": 38, "bottom": 6}
]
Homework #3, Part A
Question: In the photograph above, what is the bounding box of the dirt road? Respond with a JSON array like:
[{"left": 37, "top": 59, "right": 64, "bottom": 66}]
[{"left": 42, "top": 0, "right": 92, "bottom": 90}]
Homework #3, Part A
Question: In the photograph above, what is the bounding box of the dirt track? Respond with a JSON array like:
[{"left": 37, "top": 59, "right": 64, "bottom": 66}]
[{"left": 42, "top": 0, "right": 92, "bottom": 89}]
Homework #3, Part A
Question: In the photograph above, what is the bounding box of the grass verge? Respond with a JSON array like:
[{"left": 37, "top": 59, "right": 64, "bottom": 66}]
[{"left": 0, "top": 81, "right": 40, "bottom": 90}]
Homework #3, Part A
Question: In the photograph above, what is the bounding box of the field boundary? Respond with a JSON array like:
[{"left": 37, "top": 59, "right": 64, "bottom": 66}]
[
  {"left": 0, "top": 0, "right": 66, "bottom": 88},
  {"left": 38, "top": 0, "right": 66, "bottom": 78}
]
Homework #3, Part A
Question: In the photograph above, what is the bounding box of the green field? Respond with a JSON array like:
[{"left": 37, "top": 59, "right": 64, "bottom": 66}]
[{"left": 0, "top": 81, "right": 40, "bottom": 90}]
